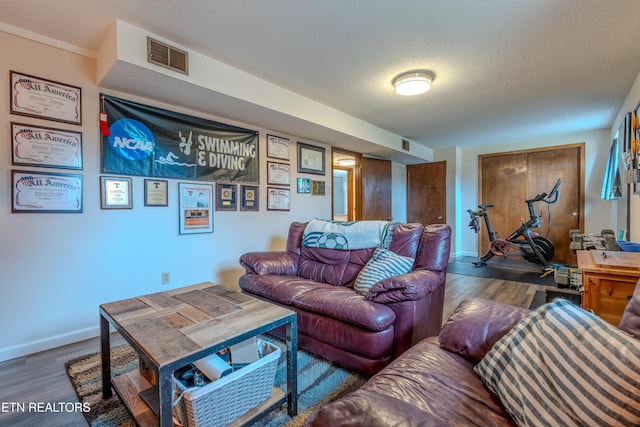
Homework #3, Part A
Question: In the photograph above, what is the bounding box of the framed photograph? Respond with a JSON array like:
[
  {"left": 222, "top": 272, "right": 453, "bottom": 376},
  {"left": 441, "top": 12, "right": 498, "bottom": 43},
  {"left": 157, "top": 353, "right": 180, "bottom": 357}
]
[
  {"left": 179, "top": 182, "right": 213, "bottom": 234},
  {"left": 267, "top": 161, "right": 291, "bottom": 186},
  {"left": 267, "top": 134, "right": 290, "bottom": 160},
  {"left": 297, "top": 142, "right": 325, "bottom": 175},
  {"left": 11, "top": 122, "right": 82, "bottom": 169},
  {"left": 297, "top": 177, "right": 311, "bottom": 193},
  {"left": 240, "top": 185, "right": 259, "bottom": 211},
  {"left": 216, "top": 183, "right": 237, "bottom": 211},
  {"left": 267, "top": 187, "right": 291, "bottom": 211},
  {"left": 12, "top": 170, "right": 83, "bottom": 213},
  {"left": 10, "top": 71, "right": 82, "bottom": 125},
  {"left": 100, "top": 176, "right": 132, "bottom": 209},
  {"left": 312, "top": 180, "right": 326, "bottom": 196},
  {"left": 144, "top": 179, "right": 168, "bottom": 206}
]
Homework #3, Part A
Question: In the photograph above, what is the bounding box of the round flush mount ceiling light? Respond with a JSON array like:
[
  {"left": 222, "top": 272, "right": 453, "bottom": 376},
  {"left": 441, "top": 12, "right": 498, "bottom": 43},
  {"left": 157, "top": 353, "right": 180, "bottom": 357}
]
[{"left": 392, "top": 70, "right": 434, "bottom": 96}]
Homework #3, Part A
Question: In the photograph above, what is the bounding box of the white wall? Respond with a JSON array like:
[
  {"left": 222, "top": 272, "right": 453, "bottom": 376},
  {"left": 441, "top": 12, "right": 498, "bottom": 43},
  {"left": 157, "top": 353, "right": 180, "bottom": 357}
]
[
  {"left": 612, "top": 71, "right": 640, "bottom": 241},
  {"left": 436, "top": 129, "right": 614, "bottom": 257},
  {"left": 0, "top": 32, "right": 332, "bottom": 361}
]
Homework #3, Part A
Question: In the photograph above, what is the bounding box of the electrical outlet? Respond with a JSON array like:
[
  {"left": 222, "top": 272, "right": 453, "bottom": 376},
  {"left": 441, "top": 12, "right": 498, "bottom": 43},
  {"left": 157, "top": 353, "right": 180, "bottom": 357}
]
[{"left": 161, "top": 272, "right": 170, "bottom": 285}]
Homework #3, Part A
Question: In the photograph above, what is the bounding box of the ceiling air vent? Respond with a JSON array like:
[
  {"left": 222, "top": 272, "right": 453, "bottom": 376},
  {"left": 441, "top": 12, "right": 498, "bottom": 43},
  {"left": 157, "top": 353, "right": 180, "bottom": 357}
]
[
  {"left": 147, "top": 37, "right": 188, "bottom": 75},
  {"left": 402, "top": 139, "right": 410, "bottom": 151}
]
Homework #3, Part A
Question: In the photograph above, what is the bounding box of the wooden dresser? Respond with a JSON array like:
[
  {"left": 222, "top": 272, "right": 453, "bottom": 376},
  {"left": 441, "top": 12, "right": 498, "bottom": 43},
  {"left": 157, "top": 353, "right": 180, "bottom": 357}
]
[{"left": 577, "top": 250, "right": 640, "bottom": 325}]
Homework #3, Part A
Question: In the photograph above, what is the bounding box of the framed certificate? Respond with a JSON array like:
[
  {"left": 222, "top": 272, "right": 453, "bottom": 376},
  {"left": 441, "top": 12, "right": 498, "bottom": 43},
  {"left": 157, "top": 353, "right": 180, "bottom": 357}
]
[
  {"left": 267, "top": 161, "right": 291, "bottom": 186},
  {"left": 267, "top": 187, "right": 290, "bottom": 211},
  {"left": 297, "top": 142, "right": 325, "bottom": 175},
  {"left": 10, "top": 71, "right": 82, "bottom": 125},
  {"left": 100, "top": 176, "right": 132, "bottom": 209},
  {"left": 240, "top": 185, "right": 259, "bottom": 211},
  {"left": 144, "top": 179, "right": 168, "bottom": 206},
  {"left": 12, "top": 170, "right": 83, "bottom": 213},
  {"left": 12, "top": 122, "right": 82, "bottom": 169},
  {"left": 179, "top": 182, "right": 213, "bottom": 234},
  {"left": 216, "top": 183, "right": 237, "bottom": 211},
  {"left": 267, "top": 134, "right": 290, "bottom": 160}
]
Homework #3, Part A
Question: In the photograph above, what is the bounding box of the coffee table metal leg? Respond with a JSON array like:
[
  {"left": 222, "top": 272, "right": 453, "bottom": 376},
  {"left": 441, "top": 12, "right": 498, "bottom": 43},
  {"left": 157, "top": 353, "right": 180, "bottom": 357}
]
[
  {"left": 286, "top": 317, "right": 298, "bottom": 416},
  {"left": 158, "top": 367, "right": 173, "bottom": 427},
  {"left": 100, "top": 314, "right": 112, "bottom": 399}
]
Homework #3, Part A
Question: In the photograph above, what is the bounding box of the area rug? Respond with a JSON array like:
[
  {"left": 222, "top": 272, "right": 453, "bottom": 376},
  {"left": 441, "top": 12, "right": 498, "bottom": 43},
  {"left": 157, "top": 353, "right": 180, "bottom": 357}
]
[
  {"left": 447, "top": 256, "right": 557, "bottom": 286},
  {"left": 65, "top": 337, "right": 366, "bottom": 427}
]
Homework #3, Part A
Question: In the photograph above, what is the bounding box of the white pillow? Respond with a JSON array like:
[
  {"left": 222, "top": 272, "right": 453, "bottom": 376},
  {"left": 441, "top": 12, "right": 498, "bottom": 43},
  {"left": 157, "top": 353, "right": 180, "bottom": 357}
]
[
  {"left": 353, "top": 247, "right": 414, "bottom": 295},
  {"left": 474, "top": 300, "right": 640, "bottom": 426}
]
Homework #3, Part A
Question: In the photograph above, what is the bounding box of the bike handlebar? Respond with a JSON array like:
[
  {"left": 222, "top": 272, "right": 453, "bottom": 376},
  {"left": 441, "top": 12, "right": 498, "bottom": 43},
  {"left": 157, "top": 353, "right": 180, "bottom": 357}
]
[{"left": 525, "top": 178, "right": 561, "bottom": 205}]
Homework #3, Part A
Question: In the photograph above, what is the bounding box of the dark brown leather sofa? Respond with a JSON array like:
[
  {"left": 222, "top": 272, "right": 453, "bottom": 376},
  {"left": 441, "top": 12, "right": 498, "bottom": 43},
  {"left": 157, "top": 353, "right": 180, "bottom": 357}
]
[
  {"left": 239, "top": 221, "right": 451, "bottom": 376},
  {"left": 307, "top": 288, "right": 640, "bottom": 426}
]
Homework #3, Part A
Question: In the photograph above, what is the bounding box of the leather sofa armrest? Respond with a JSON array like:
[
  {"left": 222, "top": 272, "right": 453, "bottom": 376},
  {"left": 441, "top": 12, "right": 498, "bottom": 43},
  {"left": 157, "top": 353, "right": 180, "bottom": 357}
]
[
  {"left": 438, "top": 298, "right": 530, "bottom": 363},
  {"left": 239, "top": 251, "right": 299, "bottom": 276},
  {"left": 364, "top": 270, "right": 444, "bottom": 303}
]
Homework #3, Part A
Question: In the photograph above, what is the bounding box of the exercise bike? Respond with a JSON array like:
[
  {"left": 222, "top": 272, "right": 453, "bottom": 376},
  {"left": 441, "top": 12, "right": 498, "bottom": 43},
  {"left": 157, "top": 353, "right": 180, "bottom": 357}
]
[{"left": 467, "top": 178, "right": 561, "bottom": 270}]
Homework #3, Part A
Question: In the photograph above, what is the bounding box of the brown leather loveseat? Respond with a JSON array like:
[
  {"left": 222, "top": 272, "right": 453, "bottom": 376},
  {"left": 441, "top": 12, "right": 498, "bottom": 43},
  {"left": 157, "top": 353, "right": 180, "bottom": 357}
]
[{"left": 238, "top": 220, "right": 451, "bottom": 376}]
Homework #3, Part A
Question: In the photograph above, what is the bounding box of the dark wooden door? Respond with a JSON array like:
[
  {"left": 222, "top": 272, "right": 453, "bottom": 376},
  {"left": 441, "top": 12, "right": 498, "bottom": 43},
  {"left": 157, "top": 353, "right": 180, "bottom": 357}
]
[
  {"left": 360, "top": 157, "right": 392, "bottom": 220},
  {"left": 479, "top": 144, "right": 583, "bottom": 264},
  {"left": 407, "top": 161, "right": 446, "bottom": 225}
]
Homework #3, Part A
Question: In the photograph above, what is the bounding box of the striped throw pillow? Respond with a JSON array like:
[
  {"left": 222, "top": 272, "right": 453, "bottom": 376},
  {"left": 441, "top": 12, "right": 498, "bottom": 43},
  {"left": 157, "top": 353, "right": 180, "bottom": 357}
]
[
  {"left": 354, "top": 247, "right": 414, "bottom": 295},
  {"left": 474, "top": 300, "right": 640, "bottom": 427}
]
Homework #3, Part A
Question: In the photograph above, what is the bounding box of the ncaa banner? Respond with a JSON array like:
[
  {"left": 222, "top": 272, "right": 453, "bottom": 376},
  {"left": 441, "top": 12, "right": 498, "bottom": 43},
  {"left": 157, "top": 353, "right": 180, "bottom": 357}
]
[{"left": 100, "top": 94, "right": 259, "bottom": 183}]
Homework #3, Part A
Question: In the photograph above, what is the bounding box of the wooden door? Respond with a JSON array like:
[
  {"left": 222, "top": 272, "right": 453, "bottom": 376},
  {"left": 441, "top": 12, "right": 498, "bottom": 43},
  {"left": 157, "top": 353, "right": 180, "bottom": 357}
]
[
  {"left": 360, "top": 157, "right": 392, "bottom": 220},
  {"left": 407, "top": 161, "right": 446, "bottom": 225},
  {"left": 479, "top": 144, "right": 583, "bottom": 265}
]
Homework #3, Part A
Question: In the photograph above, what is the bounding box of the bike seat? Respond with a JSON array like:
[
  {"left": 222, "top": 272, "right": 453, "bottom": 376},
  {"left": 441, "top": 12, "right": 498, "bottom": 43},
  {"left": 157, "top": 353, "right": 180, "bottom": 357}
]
[{"left": 478, "top": 204, "right": 494, "bottom": 209}]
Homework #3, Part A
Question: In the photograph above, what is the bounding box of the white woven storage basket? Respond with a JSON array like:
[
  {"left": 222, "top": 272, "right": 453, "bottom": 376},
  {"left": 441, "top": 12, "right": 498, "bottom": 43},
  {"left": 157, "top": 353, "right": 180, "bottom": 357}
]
[{"left": 173, "top": 339, "right": 280, "bottom": 427}]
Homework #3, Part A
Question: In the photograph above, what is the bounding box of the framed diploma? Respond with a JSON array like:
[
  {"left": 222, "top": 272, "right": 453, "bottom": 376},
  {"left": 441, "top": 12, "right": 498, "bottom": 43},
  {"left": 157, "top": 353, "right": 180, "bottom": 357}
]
[
  {"left": 297, "top": 142, "right": 325, "bottom": 175},
  {"left": 10, "top": 71, "right": 82, "bottom": 125},
  {"left": 100, "top": 176, "right": 132, "bottom": 209},
  {"left": 11, "top": 122, "right": 82, "bottom": 170},
  {"left": 216, "top": 183, "right": 237, "bottom": 211},
  {"left": 144, "top": 179, "right": 168, "bottom": 206},
  {"left": 179, "top": 182, "right": 213, "bottom": 234},
  {"left": 267, "top": 134, "right": 290, "bottom": 160},
  {"left": 12, "top": 170, "right": 83, "bottom": 213},
  {"left": 267, "top": 161, "right": 291, "bottom": 186},
  {"left": 240, "top": 185, "right": 259, "bottom": 211},
  {"left": 267, "top": 187, "right": 290, "bottom": 211}
]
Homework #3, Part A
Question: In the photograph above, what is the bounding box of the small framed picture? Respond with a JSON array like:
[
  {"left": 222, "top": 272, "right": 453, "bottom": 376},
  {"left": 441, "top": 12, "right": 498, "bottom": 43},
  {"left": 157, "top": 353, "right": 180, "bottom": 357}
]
[
  {"left": 100, "top": 176, "right": 132, "bottom": 209},
  {"left": 312, "top": 180, "right": 326, "bottom": 196},
  {"left": 267, "top": 134, "right": 290, "bottom": 160},
  {"left": 178, "top": 182, "right": 213, "bottom": 234},
  {"left": 216, "top": 183, "right": 237, "bottom": 211},
  {"left": 297, "top": 142, "right": 325, "bottom": 175},
  {"left": 267, "top": 161, "right": 291, "bottom": 186},
  {"left": 267, "top": 187, "right": 290, "bottom": 211},
  {"left": 240, "top": 185, "right": 259, "bottom": 211},
  {"left": 297, "top": 178, "right": 311, "bottom": 193},
  {"left": 144, "top": 179, "right": 168, "bottom": 206}
]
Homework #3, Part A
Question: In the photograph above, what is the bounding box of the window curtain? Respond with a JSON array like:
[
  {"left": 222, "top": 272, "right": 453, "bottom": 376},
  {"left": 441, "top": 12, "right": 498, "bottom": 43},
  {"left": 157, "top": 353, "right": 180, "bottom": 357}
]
[{"left": 600, "top": 138, "right": 622, "bottom": 200}]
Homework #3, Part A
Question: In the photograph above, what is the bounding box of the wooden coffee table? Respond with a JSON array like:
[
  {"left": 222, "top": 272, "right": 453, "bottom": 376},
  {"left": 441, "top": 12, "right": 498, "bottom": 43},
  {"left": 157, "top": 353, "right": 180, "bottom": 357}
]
[{"left": 100, "top": 282, "right": 297, "bottom": 427}]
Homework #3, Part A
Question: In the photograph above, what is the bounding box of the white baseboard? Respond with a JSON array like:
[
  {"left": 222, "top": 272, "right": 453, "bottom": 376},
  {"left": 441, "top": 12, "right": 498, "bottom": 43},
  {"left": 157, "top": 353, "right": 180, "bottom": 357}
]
[{"left": 0, "top": 325, "right": 99, "bottom": 363}]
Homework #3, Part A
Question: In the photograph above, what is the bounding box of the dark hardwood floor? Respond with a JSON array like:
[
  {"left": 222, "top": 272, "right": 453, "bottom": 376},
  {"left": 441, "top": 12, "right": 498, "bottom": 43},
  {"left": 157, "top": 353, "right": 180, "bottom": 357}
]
[{"left": 0, "top": 273, "right": 540, "bottom": 427}]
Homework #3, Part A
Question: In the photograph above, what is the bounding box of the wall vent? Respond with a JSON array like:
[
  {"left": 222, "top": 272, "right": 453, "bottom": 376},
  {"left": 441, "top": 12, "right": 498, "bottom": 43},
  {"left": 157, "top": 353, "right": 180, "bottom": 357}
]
[
  {"left": 147, "top": 37, "right": 188, "bottom": 75},
  {"left": 402, "top": 139, "right": 410, "bottom": 151}
]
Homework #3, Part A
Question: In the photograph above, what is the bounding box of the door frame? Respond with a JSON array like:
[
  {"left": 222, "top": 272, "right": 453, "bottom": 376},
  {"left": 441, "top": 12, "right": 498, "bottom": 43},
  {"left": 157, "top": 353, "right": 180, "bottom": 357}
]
[{"left": 332, "top": 147, "right": 362, "bottom": 220}]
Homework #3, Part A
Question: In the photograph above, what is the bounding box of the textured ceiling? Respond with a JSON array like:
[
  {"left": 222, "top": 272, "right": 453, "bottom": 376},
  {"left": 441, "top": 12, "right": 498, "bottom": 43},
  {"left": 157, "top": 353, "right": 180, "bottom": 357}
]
[{"left": 4, "top": 0, "right": 640, "bottom": 150}]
